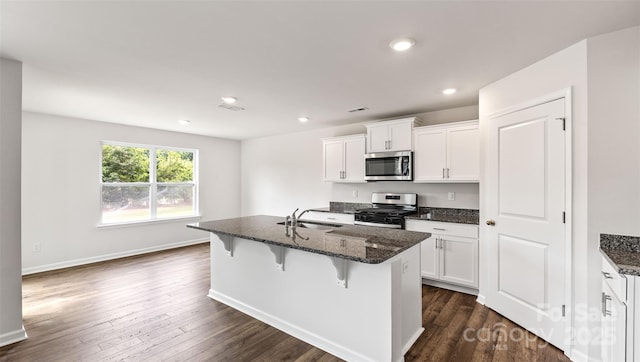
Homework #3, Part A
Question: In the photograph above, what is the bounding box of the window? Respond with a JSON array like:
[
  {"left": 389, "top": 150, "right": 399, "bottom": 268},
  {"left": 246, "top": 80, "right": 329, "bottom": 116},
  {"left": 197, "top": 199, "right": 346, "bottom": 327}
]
[{"left": 100, "top": 142, "right": 198, "bottom": 225}]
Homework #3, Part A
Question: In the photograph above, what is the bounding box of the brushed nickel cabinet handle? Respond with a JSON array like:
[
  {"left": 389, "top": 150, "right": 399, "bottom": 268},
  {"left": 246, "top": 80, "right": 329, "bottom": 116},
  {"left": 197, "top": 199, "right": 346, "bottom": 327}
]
[{"left": 603, "top": 294, "right": 612, "bottom": 316}]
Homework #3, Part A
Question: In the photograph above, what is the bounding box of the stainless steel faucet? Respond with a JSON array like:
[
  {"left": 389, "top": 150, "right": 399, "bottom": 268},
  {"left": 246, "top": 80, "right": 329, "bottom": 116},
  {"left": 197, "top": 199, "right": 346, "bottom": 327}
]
[
  {"left": 291, "top": 208, "right": 311, "bottom": 226},
  {"left": 284, "top": 208, "right": 311, "bottom": 238}
]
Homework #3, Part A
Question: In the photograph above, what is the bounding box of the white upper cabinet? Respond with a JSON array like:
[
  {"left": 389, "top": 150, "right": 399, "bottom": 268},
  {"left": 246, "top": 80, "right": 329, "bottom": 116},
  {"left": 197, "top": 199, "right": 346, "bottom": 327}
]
[
  {"left": 366, "top": 117, "right": 420, "bottom": 153},
  {"left": 322, "top": 135, "right": 365, "bottom": 183},
  {"left": 414, "top": 120, "right": 479, "bottom": 182},
  {"left": 323, "top": 139, "right": 344, "bottom": 181}
]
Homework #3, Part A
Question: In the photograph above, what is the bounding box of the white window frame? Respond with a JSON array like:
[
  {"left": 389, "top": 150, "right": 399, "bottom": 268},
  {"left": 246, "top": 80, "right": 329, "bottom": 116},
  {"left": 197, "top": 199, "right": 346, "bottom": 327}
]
[{"left": 99, "top": 141, "right": 199, "bottom": 226}]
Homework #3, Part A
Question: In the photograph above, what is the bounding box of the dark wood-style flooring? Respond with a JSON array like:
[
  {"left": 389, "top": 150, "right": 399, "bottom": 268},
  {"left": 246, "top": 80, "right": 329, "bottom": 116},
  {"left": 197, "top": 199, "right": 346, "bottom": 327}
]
[{"left": 0, "top": 243, "right": 570, "bottom": 361}]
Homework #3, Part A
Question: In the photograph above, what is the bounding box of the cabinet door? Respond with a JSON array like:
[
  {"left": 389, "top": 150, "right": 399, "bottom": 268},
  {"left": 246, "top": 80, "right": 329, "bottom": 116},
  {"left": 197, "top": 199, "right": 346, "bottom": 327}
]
[
  {"left": 447, "top": 124, "right": 479, "bottom": 181},
  {"left": 420, "top": 236, "right": 439, "bottom": 279},
  {"left": 367, "top": 124, "right": 390, "bottom": 153},
  {"left": 323, "top": 140, "right": 344, "bottom": 181},
  {"left": 388, "top": 122, "right": 412, "bottom": 151},
  {"left": 413, "top": 129, "right": 447, "bottom": 181},
  {"left": 439, "top": 235, "right": 478, "bottom": 288},
  {"left": 602, "top": 280, "right": 627, "bottom": 362},
  {"left": 343, "top": 137, "right": 365, "bottom": 182}
]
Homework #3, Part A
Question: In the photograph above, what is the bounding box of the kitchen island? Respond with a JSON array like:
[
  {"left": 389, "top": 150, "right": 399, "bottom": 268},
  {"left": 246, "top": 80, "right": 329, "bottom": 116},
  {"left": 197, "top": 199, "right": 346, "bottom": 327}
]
[{"left": 188, "top": 215, "right": 430, "bottom": 362}]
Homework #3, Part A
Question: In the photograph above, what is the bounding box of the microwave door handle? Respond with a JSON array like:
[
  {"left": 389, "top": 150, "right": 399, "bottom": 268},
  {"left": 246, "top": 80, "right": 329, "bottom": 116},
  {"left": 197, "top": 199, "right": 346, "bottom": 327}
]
[{"left": 402, "top": 157, "right": 409, "bottom": 176}]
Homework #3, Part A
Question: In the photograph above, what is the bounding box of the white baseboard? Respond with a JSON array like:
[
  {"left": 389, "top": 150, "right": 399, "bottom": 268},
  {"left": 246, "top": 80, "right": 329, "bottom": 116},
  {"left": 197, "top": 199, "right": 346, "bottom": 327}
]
[
  {"left": 402, "top": 327, "right": 424, "bottom": 354},
  {"left": 22, "top": 238, "right": 209, "bottom": 275},
  {"left": 422, "top": 278, "right": 479, "bottom": 296},
  {"left": 208, "top": 289, "right": 377, "bottom": 362},
  {"left": 568, "top": 348, "right": 588, "bottom": 362},
  {"left": 0, "top": 326, "right": 27, "bottom": 347},
  {"left": 476, "top": 293, "right": 486, "bottom": 305}
]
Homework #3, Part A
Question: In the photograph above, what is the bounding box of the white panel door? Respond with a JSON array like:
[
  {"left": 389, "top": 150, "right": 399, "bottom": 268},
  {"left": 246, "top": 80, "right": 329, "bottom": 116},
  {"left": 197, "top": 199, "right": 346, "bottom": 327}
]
[
  {"left": 323, "top": 140, "right": 344, "bottom": 181},
  {"left": 485, "top": 98, "right": 566, "bottom": 349},
  {"left": 439, "top": 235, "right": 478, "bottom": 288},
  {"left": 367, "top": 124, "right": 389, "bottom": 153},
  {"left": 447, "top": 124, "right": 479, "bottom": 181},
  {"left": 343, "top": 136, "right": 365, "bottom": 182},
  {"left": 413, "top": 129, "right": 447, "bottom": 181},
  {"left": 388, "top": 122, "right": 412, "bottom": 151}
]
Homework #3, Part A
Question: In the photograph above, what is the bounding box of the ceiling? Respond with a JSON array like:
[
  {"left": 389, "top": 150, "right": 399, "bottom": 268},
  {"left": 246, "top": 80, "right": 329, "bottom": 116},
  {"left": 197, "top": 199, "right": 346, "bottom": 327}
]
[{"left": 1, "top": 1, "right": 639, "bottom": 140}]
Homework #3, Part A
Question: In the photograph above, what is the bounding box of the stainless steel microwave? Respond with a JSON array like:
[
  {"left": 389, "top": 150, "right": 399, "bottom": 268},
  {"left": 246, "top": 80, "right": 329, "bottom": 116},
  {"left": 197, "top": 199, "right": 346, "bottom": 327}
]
[{"left": 364, "top": 151, "right": 412, "bottom": 181}]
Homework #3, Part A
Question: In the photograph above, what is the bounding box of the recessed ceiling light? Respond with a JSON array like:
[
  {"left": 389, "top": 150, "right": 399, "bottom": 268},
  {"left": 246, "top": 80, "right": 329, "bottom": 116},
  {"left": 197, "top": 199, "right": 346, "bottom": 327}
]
[
  {"left": 389, "top": 38, "right": 415, "bottom": 52},
  {"left": 221, "top": 96, "right": 237, "bottom": 104},
  {"left": 298, "top": 117, "right": 310, "bottom": 123},
  {"left": 442, "top": 88, "right": 457, "bottom": 95},
  {"left": 178, "top": 119, "right": 190, "bottom": 126}
]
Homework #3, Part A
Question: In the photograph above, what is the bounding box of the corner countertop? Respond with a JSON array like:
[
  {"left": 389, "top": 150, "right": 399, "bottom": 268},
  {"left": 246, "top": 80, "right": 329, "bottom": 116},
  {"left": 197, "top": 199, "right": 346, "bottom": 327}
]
[
  {"left": 187, "top": 215, "right": 430, "bottom": 264},
  {"left": 600, "top": 233, "right": 640, "bottom": 276}
]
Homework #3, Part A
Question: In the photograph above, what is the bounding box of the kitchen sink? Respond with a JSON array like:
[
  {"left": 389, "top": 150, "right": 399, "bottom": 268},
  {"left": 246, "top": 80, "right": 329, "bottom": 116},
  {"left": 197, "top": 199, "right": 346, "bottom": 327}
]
[{"left": 277, "top": 220, "right": 343, "bottom": 231}]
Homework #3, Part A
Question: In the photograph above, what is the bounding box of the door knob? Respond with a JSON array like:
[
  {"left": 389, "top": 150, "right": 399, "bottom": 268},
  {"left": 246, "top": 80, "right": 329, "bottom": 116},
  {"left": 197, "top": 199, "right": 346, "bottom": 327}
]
[{"left": 486, "top": 219, "right": 496, "bottom": 226}]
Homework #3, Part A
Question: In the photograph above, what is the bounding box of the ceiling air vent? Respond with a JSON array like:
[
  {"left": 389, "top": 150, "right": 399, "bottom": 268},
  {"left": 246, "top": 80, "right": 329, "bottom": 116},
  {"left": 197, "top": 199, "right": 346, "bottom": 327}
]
[
  {"left": 348, "top": 107, "right": 369, "bottom": 113},
  {"left": 218, "top": 103, "right": 245, "bottom": 111}
]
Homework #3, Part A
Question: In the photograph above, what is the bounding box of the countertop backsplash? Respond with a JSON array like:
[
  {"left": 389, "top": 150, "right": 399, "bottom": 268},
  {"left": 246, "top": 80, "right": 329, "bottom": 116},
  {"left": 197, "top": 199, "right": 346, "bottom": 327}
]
[
  {"left": 312, "top": 202, "right": 479, "bottom": 225},
  {"left": 406, "top": 207, "right": 479, "bottom": 225}
]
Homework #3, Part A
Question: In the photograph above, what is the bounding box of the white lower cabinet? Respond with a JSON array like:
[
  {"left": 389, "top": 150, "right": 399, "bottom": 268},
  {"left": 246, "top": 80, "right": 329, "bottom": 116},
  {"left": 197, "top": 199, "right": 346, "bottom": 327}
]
[
  {"left": 405, "top": 220, "right": 478, "bottom": 292},
  {"left": 601, "top": 256, "right": 637, "bottom": 362}
]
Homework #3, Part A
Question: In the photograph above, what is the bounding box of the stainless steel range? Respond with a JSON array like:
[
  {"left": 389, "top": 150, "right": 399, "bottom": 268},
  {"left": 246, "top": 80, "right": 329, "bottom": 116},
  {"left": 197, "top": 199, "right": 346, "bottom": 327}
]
[{"left": 354, "top": 192, "right": 418, "bottom": 229}]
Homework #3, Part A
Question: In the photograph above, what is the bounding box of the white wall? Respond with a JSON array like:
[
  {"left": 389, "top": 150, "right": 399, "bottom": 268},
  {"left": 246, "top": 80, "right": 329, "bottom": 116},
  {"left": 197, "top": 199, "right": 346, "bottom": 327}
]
[
  {"left": 586, "top": 26, "right": 640, "bottom": 359},
  {"left": 587, "top": 26, "right": 640, "bottom": 242},
  {"left": 21, "top": 112, "right": 241, "bottom": 273},
  {"left": 240, "top": 105, "right": 479, "bottom": 217},
  {"left": 479, "top": 25, "right": 640, "bottom": 361},
  {"left": 0, "top": 58, "right": 27, "bottom": 346}
]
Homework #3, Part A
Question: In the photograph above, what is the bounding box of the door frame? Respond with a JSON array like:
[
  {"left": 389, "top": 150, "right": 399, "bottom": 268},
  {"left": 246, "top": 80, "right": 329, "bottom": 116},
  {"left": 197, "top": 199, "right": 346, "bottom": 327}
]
[{"left": 482, "top": 87, "right": 573, "bottom": 356}]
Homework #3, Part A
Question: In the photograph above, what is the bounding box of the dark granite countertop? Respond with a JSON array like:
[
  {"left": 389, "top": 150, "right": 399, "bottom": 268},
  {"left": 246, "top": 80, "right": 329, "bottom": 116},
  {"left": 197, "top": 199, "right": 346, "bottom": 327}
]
[
  {"left": 600, "top": 233, "right": 640, "bottom": 276},
  {"left": 405, "top": 207, "right": 479, "bottom": 225},
  {"left": 188, "top": 215, "right": 430, "bottom": 264}
]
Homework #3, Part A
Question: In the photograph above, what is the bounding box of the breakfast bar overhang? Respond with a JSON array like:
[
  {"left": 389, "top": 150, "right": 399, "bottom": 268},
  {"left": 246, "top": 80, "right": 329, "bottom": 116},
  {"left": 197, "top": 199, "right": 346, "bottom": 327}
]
[{"left": 188, "top": 215, "right": 430, "bottom": 362}]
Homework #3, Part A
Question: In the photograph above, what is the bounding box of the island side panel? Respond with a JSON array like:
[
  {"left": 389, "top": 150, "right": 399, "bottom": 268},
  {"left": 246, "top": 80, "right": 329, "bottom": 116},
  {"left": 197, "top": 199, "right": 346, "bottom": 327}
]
[
  {"left": 207, "top": 232, "right": 422, "bottom": 362},
  {"left": 399, "top": 244, "right": 425, "bottom": 353}
]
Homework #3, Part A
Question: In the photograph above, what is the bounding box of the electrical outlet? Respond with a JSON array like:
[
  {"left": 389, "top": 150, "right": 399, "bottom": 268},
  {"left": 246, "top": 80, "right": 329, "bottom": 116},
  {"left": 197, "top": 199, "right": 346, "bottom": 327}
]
[
  {"left": 352, "top": 189, "right": 358, "bottom": 198},
  {"left": 33, "top": 242, "right": 41, "bottom": 253},
  {"left": 402, "top": 261, "right": 409, "bottom": 274},
  {"left": 448, "top": 192, "right": 455, "bottom": 201}
]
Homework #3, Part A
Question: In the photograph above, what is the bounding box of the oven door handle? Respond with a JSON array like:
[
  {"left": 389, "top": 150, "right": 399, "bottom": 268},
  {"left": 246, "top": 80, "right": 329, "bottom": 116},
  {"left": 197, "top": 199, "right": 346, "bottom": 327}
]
[{"left": 354, "top": 221, "right": 402, "bottom": 229}]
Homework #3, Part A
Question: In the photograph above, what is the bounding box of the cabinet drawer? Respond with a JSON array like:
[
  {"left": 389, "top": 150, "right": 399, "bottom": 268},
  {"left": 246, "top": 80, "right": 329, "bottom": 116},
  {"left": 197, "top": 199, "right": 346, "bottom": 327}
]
[
  {"left": 405, "top": 220, "right": 478, "bottom": 239},
  {"left": 602, "top": 256, "right": 627, "bottom": 303},
  {"left": 301, "top": 211, "right": 354, "bottom": 225}
]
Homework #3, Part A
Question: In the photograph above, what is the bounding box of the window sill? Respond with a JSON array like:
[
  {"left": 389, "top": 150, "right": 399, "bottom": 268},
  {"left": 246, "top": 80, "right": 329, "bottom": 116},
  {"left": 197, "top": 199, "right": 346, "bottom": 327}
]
[{"left": 96, "top": 215, "right": 202, "bottom": 229}]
